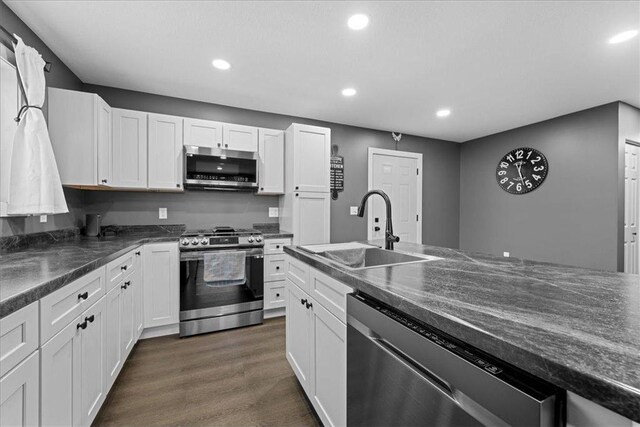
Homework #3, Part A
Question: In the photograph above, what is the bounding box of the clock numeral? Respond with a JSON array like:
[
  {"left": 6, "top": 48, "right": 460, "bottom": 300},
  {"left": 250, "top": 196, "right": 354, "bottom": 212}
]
[
  {"left": 516, "top": 183, "right": 522, "bottom": 192},
  {"left": 531, "top": 156, "right": 541, "bottom": 164},
  {"left": 500, "top": 177, "right": 508, "bottom": 184},
  {"left": 525, "top": 180, "right": 533, "bottom": 189},
  {"left": 507, "top": 181, "right": 514, "bottom": 189},
  {"left": 516, "top": 149, "right": 523, "bottom": 159},
  {"left": 500, "top": 162, "right": 509, "bottom": 169},
  {"left": 532, "top": 174, "right": 542, "bottom": 181},
  {"left": 533, "top": 165, "right": 544, "bottom": 172},
  {"left": 506, "top": 155, "right": 515, "bottom": 162},
  {"left": 526, "top": 151, "right": 533, "bottom": 159},
  {"left": 498, "top": 170, "right": 506, "bottom": 176}
]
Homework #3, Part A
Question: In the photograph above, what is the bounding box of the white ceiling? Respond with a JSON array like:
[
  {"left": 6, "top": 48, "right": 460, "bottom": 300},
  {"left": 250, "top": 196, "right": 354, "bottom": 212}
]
[{"left": 6, "top": 1, "right": 640, "bottom": 142}]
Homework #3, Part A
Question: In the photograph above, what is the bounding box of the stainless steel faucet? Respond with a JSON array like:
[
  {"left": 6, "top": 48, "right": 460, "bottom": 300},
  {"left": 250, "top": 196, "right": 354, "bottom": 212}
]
[{"left": 357, "top": 190, "right": 400, "bottom": 250}]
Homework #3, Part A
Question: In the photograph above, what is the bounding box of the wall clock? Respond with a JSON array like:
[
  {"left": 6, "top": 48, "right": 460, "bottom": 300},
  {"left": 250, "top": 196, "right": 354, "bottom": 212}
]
[{"left": 496, "top": 147, "right": 548, "bottom": 194}]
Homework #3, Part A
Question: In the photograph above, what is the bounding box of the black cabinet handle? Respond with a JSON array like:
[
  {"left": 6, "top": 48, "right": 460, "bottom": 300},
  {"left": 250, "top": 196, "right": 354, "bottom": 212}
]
[
  {"left": 77, "top": 321, "right": 87, "bottom": 330},
  {"left": 121, "top": 281, "right": 130, "bottom": 289},
  {"left": 101, "top": 179, "right": 107, "bottom": 183},
  {"left": 121, "top": 265, "right": 127, "bottom": 271},
  {"left": 305, "top": 302, "right": 313, "bottom": 309},
  {"left": 300, "top": 298, "right": 307, "bottom": 305},
  {"left": 85, "top": 315, "right": 95, "bottom": 323},
  {"left": 176, "top": 184, "right": 181, "bottom": 188},
  {"left": 78, "top": 292, "right": 89, "bottom": 300},
  {"left": 135, "top": 251, "right": 141, "bottom": 256},
  {"left": 125, "top": 280, "right": 131, "bottom": 287}
]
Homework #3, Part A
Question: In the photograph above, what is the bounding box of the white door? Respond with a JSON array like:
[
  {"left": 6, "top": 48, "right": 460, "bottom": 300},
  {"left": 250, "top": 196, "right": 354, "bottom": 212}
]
[
  {"left": 0, "top": 57, "right": 20, "bottom": 216},
  {"left": 120, "top": 278, "right": 135, "bottom": 360},
  {"left": 223, "top": 123, "right": 258, "bottom": 152},
  {"left": 79, "top": 298, "right": 106, "bottom": 427},
  {"left": 144, "top": 243, "right": 179, "bottom": 328},
  {"left": 0, "top": 351, "right": 39, "bottom": 427},
  {"left": 148, "top": 113, "right": 183, "bottom": 190},
  {"left": 183, "top": 118, "right": 223, "bottom": 149},
  {"left": 310, "top": 300, "right": 346, "bottom": 427},
  {"left": 133, "top": 250, "right": 144, "bottom": 340},
  {"left": 112, "top": 108, "right": 148, "bottom": 188},
  {"left": 105, "top": 286, "right": 122, "bottom": 390},
  {"left": 96, "top": 97, "right": 112, "bottom": 186},
  {"left": 285, "top": 280, "right": 312, "bottom": 391},
  {"left": 625, "top": 143, "right": 640, "bottom": 274},
  {"left": 257, "top": 128, "right": 284, "bottom": 194},
  {"left": 292, "top": 124, "right": 331, "bottom": 193},
  {"left": 369, "top": 148, "right": 422, "bottom": 244},
  {"left": 294, "top": 192, "right": 330, "bottom": 245}
]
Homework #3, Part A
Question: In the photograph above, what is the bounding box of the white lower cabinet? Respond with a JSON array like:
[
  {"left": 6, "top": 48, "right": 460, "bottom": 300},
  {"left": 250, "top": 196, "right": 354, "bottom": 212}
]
[
  {"left": 143, "top": 242, "right": 179, "bottom": 328},
  {"left": 105, "top": 286, "right": 123, "bottom": 390},
  {"left": 285, "top": 259, "right": 350, "bottom": 427},
  {"left": 41, "top": 297, "right": 106, "bottom": 427},
  {"left": 133, "top": 249, "right": 144, "bottom": 340},
  {"left": 0, "top": 351, "right": 39, "bottom": 427}
]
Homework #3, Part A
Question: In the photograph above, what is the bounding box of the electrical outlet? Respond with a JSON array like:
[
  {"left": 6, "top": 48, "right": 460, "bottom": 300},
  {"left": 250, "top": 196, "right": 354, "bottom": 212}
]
[
  {"left": 350, "top": 206, "right": 359, "bottom": 215},
  {"left": 503, "top": 251, "right": 510, "bottom": 258},
  {"left": 269, "top": 207, "right": 279, "bottom": 218},
  {"left": 159, "top": 208, "right": 167, "bottom": 219},
  {"left": 39, "top": 214, "right": 47, "bottom": 223}
]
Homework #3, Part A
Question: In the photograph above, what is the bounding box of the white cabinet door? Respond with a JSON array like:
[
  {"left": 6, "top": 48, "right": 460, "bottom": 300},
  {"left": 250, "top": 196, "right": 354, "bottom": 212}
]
[
  {"left": 143, "top": 242, "right": 179, "bottom": 328},
  {"left": 78, "top": 298, "right": 106, "bottom": 427},
  {"left": 104, "top": 286, "right": 122, "bottom": 391},
  {"left": 148, "top": 113, "right": 183, "bottom": 190},
  {"left": 133, "top": 249, "right": 144, "bottom": 341},
  {"left": 112, "top": 108, "right": 148, "bottom": 188},
  {"left": 310, "top": 300, "right": 347, "bottom": 427},
  {"left": 285, "top": 280, "right": 312, "bottom": 391},
  {"left": 0, "top": 351, "right": 39, "bottom": 427},
  {"left": 257, "top": 128, "right": 284, "bottom": 194},
  {"left": 183, "top": 118, "right": 223, "bottom": 149},
  {"left": 120, "top": 277, "right": 135, "bottom": 360},
  {"left": 223, "top": 123, "right": 258, "bottom": 152},
  {"left": 96, "top": 98, "right": 112, "bottom": 186},
  {"left": 293, "top": 192, "right": 330, "bottom": 245},
  {"left": 291, "top": 124, "right": 330, "bottom": 193}
]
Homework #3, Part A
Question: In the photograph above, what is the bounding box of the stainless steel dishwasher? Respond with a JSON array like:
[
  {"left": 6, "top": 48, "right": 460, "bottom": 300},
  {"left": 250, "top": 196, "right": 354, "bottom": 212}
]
[{"left": 347, "top": 293, "right": 564, "bottom": 427}]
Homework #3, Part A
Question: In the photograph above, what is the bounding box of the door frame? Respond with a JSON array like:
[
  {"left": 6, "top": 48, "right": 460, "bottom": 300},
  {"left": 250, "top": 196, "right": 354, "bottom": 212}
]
[
  {"left": 367, "top": 147, "right": 423, "bottom": 244},
  {"left": 624, "top": 139, "right": 640, "bottom": 273}
]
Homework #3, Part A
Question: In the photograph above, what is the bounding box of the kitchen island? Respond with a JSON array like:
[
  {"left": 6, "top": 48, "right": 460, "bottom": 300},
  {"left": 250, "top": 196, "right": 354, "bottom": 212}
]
[{"left": 284, "top": 241, "right": 640, "bottom": 424}]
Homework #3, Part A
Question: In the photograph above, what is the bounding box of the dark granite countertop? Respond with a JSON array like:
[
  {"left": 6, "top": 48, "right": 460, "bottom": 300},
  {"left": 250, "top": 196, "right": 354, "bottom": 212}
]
[
  {"left": 0, "top": 226, "right": 183, "bottom": 318},
  {"left": 284, "top": 241, "right": 640, "bottom": 422}
]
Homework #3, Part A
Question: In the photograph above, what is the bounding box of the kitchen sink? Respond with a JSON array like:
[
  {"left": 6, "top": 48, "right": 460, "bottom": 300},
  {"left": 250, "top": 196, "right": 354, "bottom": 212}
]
[{"left": 314, "top": 246, "right": 442, "bottom": 270}]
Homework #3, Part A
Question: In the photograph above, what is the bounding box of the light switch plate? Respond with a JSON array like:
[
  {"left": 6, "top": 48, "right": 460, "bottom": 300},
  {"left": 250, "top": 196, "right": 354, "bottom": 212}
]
[
  {"left": 269, "top": 207, "right": 279, "bottom": 218},
  {"left": 159, "top": 208, "right": 167, "bottom": 219},
  {"left": 39, "top": 214, "right": 47, "bottom": 223},
  {"left": 350, "top": 206, "right": 359, "bottom": 215},
  {"left": 503, "top": 251, "right": 510, "bottom": 257}
]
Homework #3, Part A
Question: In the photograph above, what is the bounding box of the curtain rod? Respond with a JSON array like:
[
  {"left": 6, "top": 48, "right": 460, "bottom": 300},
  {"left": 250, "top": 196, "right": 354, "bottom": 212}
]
[{"left": 0, "top": 24, "right": 52, "bottom": 72}]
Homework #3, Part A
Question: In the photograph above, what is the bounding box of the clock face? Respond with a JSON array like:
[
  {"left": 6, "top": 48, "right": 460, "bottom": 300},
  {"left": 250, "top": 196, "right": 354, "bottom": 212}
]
[{"left": 496, "top": 147, "right": 548, "bottom": 194}]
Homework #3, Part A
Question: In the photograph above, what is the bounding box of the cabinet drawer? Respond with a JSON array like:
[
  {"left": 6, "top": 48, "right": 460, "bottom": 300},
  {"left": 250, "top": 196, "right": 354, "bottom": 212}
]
[
  {"left": 264, "top": 238, "right": 291, "bottom": 255},
  {"left": 309, "top": 268, "right": 352, "bottom": 324},
  {"left": 265, "top": 254, "right": 286, "bottom": 282},
  {"left": 264, "top": 282, "right": 286, "bottom": 310},
  {"left": 40, "top": 267, "right": 106, "bottom": 344},
  {"left": 106, "top": 249, "right": 136, "bottom": 291},
  {"left": 286, "top": 255, "right": 310, "bottom": 293},
  {"left": 0, "top": 302, "right": 38, "bottom": 377}
]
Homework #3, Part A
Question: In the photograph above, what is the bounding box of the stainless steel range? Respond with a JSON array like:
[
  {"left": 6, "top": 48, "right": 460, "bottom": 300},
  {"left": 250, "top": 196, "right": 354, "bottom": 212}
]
[{"left": 179, "top": 226, "right": 264, "bottom": 337}]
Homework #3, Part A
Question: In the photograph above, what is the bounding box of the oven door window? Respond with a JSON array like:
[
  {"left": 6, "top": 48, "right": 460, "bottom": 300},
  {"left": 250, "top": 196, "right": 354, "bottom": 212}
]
[{"left": 186, "top": 154, "right": 257, "bottom": 183}]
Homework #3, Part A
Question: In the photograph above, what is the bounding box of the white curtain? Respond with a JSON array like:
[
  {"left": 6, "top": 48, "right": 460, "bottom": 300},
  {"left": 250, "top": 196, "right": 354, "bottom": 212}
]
[{"left": 7, "top": 35, "right": 67, "bottom": 215}]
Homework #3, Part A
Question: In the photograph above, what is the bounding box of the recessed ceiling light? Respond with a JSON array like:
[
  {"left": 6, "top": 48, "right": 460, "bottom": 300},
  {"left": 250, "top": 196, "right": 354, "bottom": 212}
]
[
  {"left": 212, "top": 59, "right": 231, "bottom": 70},
  {"left": 348, "top": 14, "right": 369, "bottom": 30},
  {"left": 608, "top": 29, "right": 638, "bottom": 44},
  {"left": 342, "top": 88, "right": 357, "bottom": 97},
  {"left": 217, "top": 166, "right": 223, "bottom": 170},
  {"left": 436, "top": 109, "right": 451, "bottom": 118}
]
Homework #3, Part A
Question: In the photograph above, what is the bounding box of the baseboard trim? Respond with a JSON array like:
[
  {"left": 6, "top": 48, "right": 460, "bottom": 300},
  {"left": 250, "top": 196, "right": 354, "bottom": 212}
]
[
  {"left": 264, "top": 307, "right": 285, "bottom": 319},
  {"left": 140, "top": 323, "right": 179, "bottom": 339}
]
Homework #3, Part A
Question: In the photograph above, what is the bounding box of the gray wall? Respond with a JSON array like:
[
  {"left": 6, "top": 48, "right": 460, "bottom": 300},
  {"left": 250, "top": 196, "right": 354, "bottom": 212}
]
[
  {"left": 83, "top": 84, "right": 461, "bottom": 247},
  {"left": 0, "top": 1, "right": 85, "bottom": 237},
  {"left": 459, "top": 103, "right": 621, "bottom": 271}
]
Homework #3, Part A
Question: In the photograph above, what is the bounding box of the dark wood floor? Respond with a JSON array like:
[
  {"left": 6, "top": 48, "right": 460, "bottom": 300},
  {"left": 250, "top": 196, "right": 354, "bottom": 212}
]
[{"left": 94, "top": 317, "right": 321, "bottom": 427}]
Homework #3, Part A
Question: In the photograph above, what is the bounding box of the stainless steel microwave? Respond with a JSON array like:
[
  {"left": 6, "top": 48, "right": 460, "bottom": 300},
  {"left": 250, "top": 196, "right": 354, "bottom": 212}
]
[{"left": 184, "top": 146, "right": 258, "bottom": 190}]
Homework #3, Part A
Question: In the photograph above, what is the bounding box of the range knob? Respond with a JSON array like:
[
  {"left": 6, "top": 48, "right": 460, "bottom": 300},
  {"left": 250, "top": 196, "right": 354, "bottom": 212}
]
[
  {"left": 255, "top": 236, "right": 263, "bottom": 243},
  {"left": 200, "top": 238, "right": 208, "bottom": 245},
  {"left": 247, "top": 236, "right": 254, "bottom": 243},
  {"left": 191, "top": 238, "right": 199, "bottom": 245},
  {"left": 181, "top": 238, "right": 190, "bottom": 246}
]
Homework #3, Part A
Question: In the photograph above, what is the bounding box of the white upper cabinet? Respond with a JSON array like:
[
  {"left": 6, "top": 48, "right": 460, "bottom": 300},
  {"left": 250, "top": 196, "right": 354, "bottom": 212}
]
[
  {"left": 285, "top": 123, "right": 331, "bottom": 193},
  {"left": 257, "top": 128, "right": 284, "bottom": 194},
  {"left": 112, "top": 108, "right": 148, "bottom": 188},
  {"left": 292, "top": 192, "right": 331, "bottom": 245},
  {"left": 183, "top": 118, "right": 223, "bottom": 149},
  {"left": 223, "top": 123, "right": 258, "bottom": 152},
  {"left": 48, "top": 88, "right": 113, "bottom": 187},
  {"left": 148, "top": 113, "right": 183, "bottom": 190}
]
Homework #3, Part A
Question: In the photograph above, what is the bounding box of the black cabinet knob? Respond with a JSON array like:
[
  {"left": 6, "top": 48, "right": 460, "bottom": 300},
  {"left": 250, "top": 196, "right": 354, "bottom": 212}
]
[
  {"left": 260, "top": 187, "right": 264, "bottom": 191},
  {"left": 101, "top": 179, "right": 107, "bottom": 183},
  {"left": 295, "top": 193, "right": 299, "bottom": 197},
  {"left": 217, "top": 143, "right": 221, "bottom": 147},
  {"left": 225, "top": 144, "right": 228, "bottom": 148},
  {"left": 176, "top": 184, "right": 181, "bottom": 188},
  {"left": 275, "top": 266, "right": 280, "bottom": 270},
  {"left": 121, "top": 265, "right": 127, "bottom": 271},
  {"left": 300, "top": 298, "right": 307, "bottom": 305},
  {"left": 85, "top": 315, "right": 95, "bottom": 323},
  {"left": 135, "top": 251, "right": 141, "bottom": 256},
  {"left": 295, "top": 186, "right": 299, "bottom": 190},
  {"left": 125, "top": 280, "right": 131, "bottom": 287},
  {"left": 78, "top": 292, "right": 89, "bottom": 300},
  {"left": 276, "top": 293, "right": 280, "bottom": 298},
  {"left": 276, "top": 245, "right": 280, "bottom": 249},
  {"left": 305, "top": 302, "right": 313, "bottom": 309},
  {"left": 77, "top": 321, "right": 87, "bottom": 330}
]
